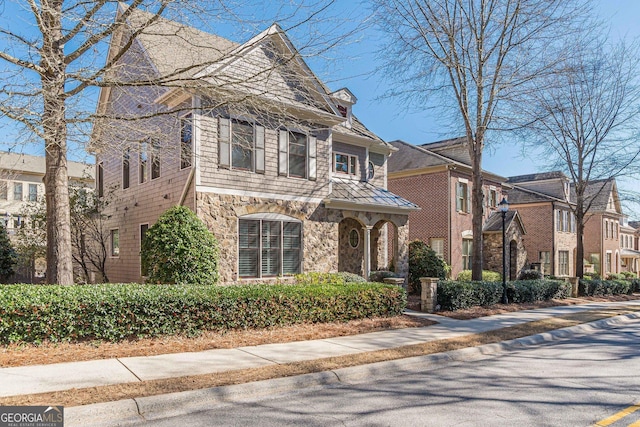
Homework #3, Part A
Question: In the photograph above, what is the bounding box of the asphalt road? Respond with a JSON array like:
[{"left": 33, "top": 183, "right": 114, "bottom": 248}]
[{"left": 131, "top": 319, "right": 640, "bottom": 427}]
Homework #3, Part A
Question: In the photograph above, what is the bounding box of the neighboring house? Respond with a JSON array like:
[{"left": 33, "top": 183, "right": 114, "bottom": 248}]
[
  {"left": 620, "top": 216, "right": 639, "bottom": 277},
  {"left": 387, "top": 138, "right": 527, "bottom": 279},
  {"left": 0, "top": 151, "right": 94, "bottom": 281},
  {"left": 507, "top": 172, "right": 577, "bottom": 277},
  {"left": 92, "top": 7, "right": 418, "bottom": 284},
  {"left": 580, "top": 179, "right": 623, "bottom": 277}
]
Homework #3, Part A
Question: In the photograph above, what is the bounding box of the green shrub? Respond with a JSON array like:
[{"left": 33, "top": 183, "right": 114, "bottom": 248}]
[
  {"left": 0, "top": 223, "right": 16, "bottom": 282},
  {"left": 437, "top": 279, "right": 570, "bottom": 311},
  {"left": 622, "top": 271, "right": 637, "bottom": 279},
  {"left": 632, "top": 278, "right": 640, "bottom": 293},
  {"left": 579, "top": 279, "right": 633, "bottom": 296},
  {"left": 141, "top": 206, "right": 219, "bottom": 285},
  {"left": 606, "top": 273, "right": 626, "bottom": 280},
  {"left": 0, "top": 282, "right": 406, "bottom": 344},
  {"left": 335, "top": 272, "right": 367, "bottom": 283},
  {"left": 517, "top": 269, "right": 543, "bottom": 281},
  {"left": 408, "top": 240, "right": 446, "bottom": 294},
  {"left": 456, "top": 270, "right": 501, "bottom": 282}
]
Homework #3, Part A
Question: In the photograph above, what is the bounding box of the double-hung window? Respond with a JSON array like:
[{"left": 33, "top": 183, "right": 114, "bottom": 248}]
[
  {"left": 462, "top": 239, "right": 472, "bottom": 270},
  {"left": 238, "top": 217, "right": 302, "bottom": 278},
  {"left": 139, "top": 141, "right": 148, "bottom": 184},
  {"left": 430, "top": 238, "right": 444, "bottom": 259},
  {"left": 559, "top": 250, "right": 569, "bottom": 276},
  {"left": 151, "top": 139, "right": 161, "bottom": 179},
  {"left": 122, "top": 148, "right": 130, "bottom": 189},
  {"left": 278, "top": 129, "right": 316, "bottom": 180},
  {"left": 28, "top": 184, "right": 37, "bottom": 202},
  {"left": 456, "top": 181, "right": 470, "bottom": 213},
  {"left": 111, "top": 229, "right": 120, "bottom": 257},
  {"left": 13, "top": 183, "right": 22, "bottom": 201},
  {"left": 219, "top": 118, "right": 264, "bottom": 173},
  {"left": 96, "top": 162, "right": 104, "bottom": 198},
  {"left": 539, "top": 251, "right": 551, "bottom": 275}
]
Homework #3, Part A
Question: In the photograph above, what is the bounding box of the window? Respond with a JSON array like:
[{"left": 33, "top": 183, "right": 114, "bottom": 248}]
[
  {"left": 559, "top": 251, "right": 569, "bottom": 276},
  {"left": 539, "top": 251, "right": 551, "bottom": 275},
  {"left": 489, "top": 189, "right": 498, "bottom": 208},
  {"left": 219, "top": 118, "right": 264, "bottom": 173},
  {"left": 180, "top": 114, "right": 193, "bottom": 169},
  {"left": 462, "top": 239, "right": 472, "bottom": 270},
  {"left": 571, "top": 213, "right": 576, "bottom": 233},
  {"left": 349, "top": 229, "right": 359, "bottom": 248},
  {"left": 139, "top": 141, "right": 148, "bottom": 184},
  {"left": 610, "top": 221, "right": 614, "bottom": 239},
  {"left": 614, "top": 223, "right": 618, "bottom": 239},
  {"left": 151, "top": 140, "right": 161, "bottom": 179},
  {"left": 279, "top": 129, "right": 316, "bottom": 180},
  {"left": 590, "top": 253, "right": 600, "bottom": 274},
  {"left": 604, "top": 220, "right": 609, "bottom": 238},
  {"left": 456, "top": 181, "right": 470, "bottom": 213},
  {"left": 606, "top": 252, "right": 612, "bottom": 273},
  {"left": 140, "top": 224, "right": 149, "bottom": 276},
  {"left": 238, "top": 218, "right": 302, "bottom": 278},
  {"left": 0, "top": 181, "right": 6, "bottom": 200},
  {"left": 28, "top": 184, "right": 37, "bottom": 202},
  {"left": 110, "top": 229, "right": 120, "bottom": 257},
  {"left": 288, "top": 131, "right": 307, "bottom": 178},
  {"left": 13, "top": 183, "right": 22, "bottom": 201},
  {"left": 97, "top": 162, "right": 104, "bottom": 198},
  {"left": 430, "top": 238, "right": 444, "bottom": 259},
  {"left": 122, "top": 148, "right": 130, "bottom": 189},
  {"left": 334, "top": 153, "right": 357, "bottom": 176}
]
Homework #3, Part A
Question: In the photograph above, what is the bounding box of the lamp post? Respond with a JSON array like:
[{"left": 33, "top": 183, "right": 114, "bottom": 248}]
[{"left": 498, "top": 197, "right": 509, "bottom": 304}]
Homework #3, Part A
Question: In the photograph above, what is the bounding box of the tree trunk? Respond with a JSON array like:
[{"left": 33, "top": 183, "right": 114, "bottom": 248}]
[
  {"left": 41, "top": 1, "right": 74, "bottom": 285},
  {"left": 470, "top": 136, "right": 484, "bottom": 281},
  {"left": 575, "top": 200, "right": 585, "bottom": 279}
]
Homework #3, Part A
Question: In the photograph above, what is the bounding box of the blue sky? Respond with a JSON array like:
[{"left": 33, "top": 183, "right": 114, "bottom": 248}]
[{"left": 1, "top": 0, "right": 639, "bottom": 214}]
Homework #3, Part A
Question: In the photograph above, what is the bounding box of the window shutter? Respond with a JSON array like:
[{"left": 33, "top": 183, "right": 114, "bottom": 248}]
[
  {"left": 456, "top": 183, "right": 462, "bottom": 212},
  {"left": 255, "top": 125, "right": 265, "bottom": 174},
  {"left": 219, "top": 118, "right": 231, "bottom": 168},
  {"left": 465, "top": 185, "right": 471, "bottom": 213},
  {"left": 283, "top": 222, "right": 302, "bottom": 274},
  {"left": 308, "top": 135, "right": 317, "bottom": 181},
  {"left": 278, "top": 130, "right": 288, "bottom": 176}
]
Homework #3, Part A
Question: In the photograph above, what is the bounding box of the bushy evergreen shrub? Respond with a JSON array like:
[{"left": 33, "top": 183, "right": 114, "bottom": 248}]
[
  {"left": 579, "top": 279, "right": 633, "bottom": 296},
  {"left": 408, "top": 240, "right": 446, "bottom": 294},
  {"left": 0, "top": 223, "right": 16, "bottom": 282},
  {"left": 0, "top": 282, "right": 405, "bottom": 344},
  {"left": 141, "top": 206, "right": 219, "bottom": 285},
  {"left": 517, "top": 269, "right": 543, "bottom": 281}
]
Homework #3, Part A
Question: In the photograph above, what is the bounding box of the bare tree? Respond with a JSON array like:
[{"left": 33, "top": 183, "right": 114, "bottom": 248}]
[
  {"left": 516, "top": 36, "right": 640, "bottom": 278},
  {"left": 0, "top": 1, "right": 360, "bottom": 284},
  {"left": 373, "top": 0, "right": 588, "bottom": 281}
]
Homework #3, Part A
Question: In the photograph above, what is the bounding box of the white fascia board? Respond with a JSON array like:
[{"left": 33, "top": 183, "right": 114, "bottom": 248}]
[{"left": 323, "top": 199, "right": 420, "bottom": 215}]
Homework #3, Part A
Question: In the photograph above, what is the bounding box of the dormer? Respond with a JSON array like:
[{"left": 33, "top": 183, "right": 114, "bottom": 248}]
[{"left": 330, "top": 88, "right": 357, "bottom": 129}]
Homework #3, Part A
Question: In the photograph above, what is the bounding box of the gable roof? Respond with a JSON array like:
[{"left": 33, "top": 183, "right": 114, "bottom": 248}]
[
  {"left": 576, "top": 179, "right": 621, "bottom": 213},
  {"left": 507, "top": 184, "right": 569, "bottom": 205},
  {"left": 419, "top": 137, "right": 471, "bottom": 164},
  {"left": 0, "top": 151, "right": 94, "bottom": 180},
  {"left": 507, "top": 171, "right": 568, "bottom": 184},
  {"left": 482, "top": 210, "right": 526, "bottom": 235}
]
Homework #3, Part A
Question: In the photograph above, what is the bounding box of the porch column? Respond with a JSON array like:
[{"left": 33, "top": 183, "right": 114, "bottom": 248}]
[{"left": 364, "top": 225, "right": 373, "bottom": 280}]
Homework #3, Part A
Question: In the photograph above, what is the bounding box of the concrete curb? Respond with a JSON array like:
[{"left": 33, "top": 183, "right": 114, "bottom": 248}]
[{"left": 65, "top": 312, "right": 639, "bottom": 427}]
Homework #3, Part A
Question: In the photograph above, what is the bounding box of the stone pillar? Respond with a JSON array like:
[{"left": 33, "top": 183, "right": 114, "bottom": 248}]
[
  {"left": 383, "top": 277, "right": 406, "bottom": 291},
  {"left": 363, "top": 225, "right": 372, "bottom": 281},
  {"left": 568, "top": 277, "right": 580, "bottom": 297},
  {"left": 420, "top": 277, "right": 438, "bottom": 313}
]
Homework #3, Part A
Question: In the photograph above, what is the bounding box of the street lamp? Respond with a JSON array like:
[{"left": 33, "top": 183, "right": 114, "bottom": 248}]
[{"left": 498, "top": 197, "right": 509, "bottom": 304}]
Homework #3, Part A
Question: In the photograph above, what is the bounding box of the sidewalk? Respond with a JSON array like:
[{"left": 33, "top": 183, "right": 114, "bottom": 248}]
[{"left": 2, "top": 299, "right": 639, "bottom": 425}]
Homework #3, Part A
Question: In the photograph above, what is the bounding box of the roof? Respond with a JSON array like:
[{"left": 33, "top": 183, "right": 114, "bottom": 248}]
[
  {"left": 621, "top": 248, "right": 640, "bottom": 258},
  {"left": 629, "top": 221, "right": 640, "bottom": 229},
  {"left": 507, "top": 171, "right": 568, "bottom": 184},
  {"left": 333, "top": 116, "right": 390, "bottom": 148},
  {"left": 123, "top": 6, "right": 237, "bottom": 80},
  {"left": 482, "top": 210, "right": 526, "bottom": 235},
  {"left": 387, "top": 140, "right": 506, "bottom": 180},
  {"left": 0, "top": 152, "right": 94, "bottom": 180},
  {"left": 507, "top": 184, "right": 568, "bottom": 205},
  {"left": 324, "top": 177, "right": 419, "bottom": 214},
  {"left": 574, "top": 179, "right": 620, "bottom": 213},
  {"left": 419, "top": 137, "right": 471, "bottom": 164}
]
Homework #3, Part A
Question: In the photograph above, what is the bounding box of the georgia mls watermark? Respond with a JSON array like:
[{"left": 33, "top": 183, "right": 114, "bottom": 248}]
[{"left": 0, "top": 406, "right": 63, "bottom": 427}]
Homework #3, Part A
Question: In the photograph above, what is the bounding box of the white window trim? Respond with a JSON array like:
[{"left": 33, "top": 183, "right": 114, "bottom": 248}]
[
  {"left": 333, "top": 151, "right": 358, "bottom": 177},
  {"left": 278, "top": 129, "right": 316, "bottom": 180},
  {"left": 219, "top": 116, "right": 265, "bottom": 173}
]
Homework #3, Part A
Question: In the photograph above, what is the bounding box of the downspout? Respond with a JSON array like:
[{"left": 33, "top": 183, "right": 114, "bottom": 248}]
[{"left": 447, "top": 166, "right": 452, "bottom": 274}]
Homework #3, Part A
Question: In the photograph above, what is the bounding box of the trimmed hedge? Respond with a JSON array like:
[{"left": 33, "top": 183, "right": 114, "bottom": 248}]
[
  {"left": 0, "top": 282, "right": 405, "bottom": 344},
  {"left": 437, "top": 279, "right": 570, "bottom": 311},
  {"left": 456, "top": 270, "right": 502, "bottom": 282},
  {"left": 579, "top": 279, "right": 633, "bottom": 296}
]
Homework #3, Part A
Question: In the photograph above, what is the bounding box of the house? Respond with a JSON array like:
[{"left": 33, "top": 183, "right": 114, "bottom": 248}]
[
  {"left": 0, "top": 151, "right": 94, "bottom": 281},
  {"left": 506, "top": 172, "right": 577, "bottom": 277},
  {"left": 387, "top": 138, "right": 527, "bottom": 279},
  {"left": 580, "top": 179, "right": 623, "bottom": 277},
  {"left": 92, "top": 7, "right": 418, "bottom": 284}
]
